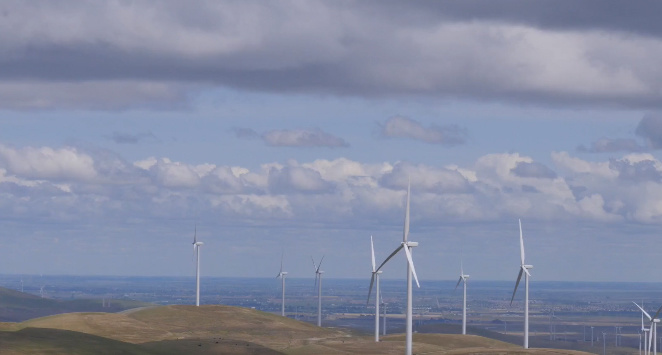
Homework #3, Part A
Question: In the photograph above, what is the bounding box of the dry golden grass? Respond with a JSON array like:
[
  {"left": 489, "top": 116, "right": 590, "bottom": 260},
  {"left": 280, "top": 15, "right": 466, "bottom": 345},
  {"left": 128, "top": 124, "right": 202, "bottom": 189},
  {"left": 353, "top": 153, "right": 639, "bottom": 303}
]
[{"left": 2, "top": 305, "right": 599, "bottom": 355}]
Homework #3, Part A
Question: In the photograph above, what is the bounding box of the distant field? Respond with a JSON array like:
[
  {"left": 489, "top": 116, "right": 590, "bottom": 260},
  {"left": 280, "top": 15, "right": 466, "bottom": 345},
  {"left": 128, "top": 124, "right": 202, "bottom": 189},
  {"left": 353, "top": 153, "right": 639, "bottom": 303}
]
[{"left": 0, "top": 287, "right": 151, "bottom": 322}]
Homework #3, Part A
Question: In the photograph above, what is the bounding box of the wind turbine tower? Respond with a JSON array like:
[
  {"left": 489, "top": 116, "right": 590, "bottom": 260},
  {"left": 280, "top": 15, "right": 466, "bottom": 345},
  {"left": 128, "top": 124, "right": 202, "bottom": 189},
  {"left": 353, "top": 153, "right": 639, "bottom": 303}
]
[
  {"left": 370, "top": 179, "right": 420, "bottom": 355},
  {"left": 367, "top": 235, "right": 383, "bottom": 342},
  {"left": 277, "top": 253, "right": 288, "bottom": 317},
  {"left": 312, "top": 256, "right": 325, "bottom": 327},
  {"left": 193, "top": 226, "right": 204, "bottom": 307},
  {"left": 635, "top": 302, "right": 662, "bottom": 355},
  {"left": 510, "top": 219, "right": 533, "bottom": 349},
  {"left": 455, "top": 262, "right": 469, "bottom": 335}
]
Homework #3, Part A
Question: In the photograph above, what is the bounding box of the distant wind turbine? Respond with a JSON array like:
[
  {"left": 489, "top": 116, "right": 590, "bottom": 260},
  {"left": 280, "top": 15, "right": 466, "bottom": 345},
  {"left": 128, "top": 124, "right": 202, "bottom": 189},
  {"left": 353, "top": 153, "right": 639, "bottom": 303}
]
[
  {"left": 193, "top": 226, "right": 203, "bottom": 307},
  {"left": 367, "top": 235, "right": 383, "bottom": 342},
  {"left": 312, "top": 255, "right": 325, "bottom": 327},
  {"left": 276, "top": 252, "right": 288, "bottom": 317},
  {"left": 370, "top": 179, "right": 420, "bottom": 355},
  {"left": 635, "top": 301, "right": 662, "bottom": 355},
  {"left": 510, "top": 219, "right": 533, "bottom": 349},
  {"left": 455, "top": 261, "right": 469, "bottom": 335}
]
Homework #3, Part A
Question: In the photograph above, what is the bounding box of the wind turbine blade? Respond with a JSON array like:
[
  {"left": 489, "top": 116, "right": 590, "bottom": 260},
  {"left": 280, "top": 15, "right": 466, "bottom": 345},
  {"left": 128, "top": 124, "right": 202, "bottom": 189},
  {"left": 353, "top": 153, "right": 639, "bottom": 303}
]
[
  {"left": 193, "top": 225, "right": 197, "bottom": 244},
  {"left": 280, "top": 251, "right": 284, "bottom": 274},
  {"left": 460, "top": 259, "right": 464, "bottom": 277},
  {"left": 510, "top": 268, "right": 524, "bottom": 306},
  {"left": 652, "top": 305, "right": 662, "bottom": 321},
  {"left": 403, "top": 178, "right": 410, "bottom": 243},
  {"left": 635, "top": 301, "right": 653, "bottom": 321},
  {"left": 376, "top": 244, "right": 404, "bottom": 272},
  {"left": 402, "top": 243, "right": 420, "bottom": 288},
  {"left": 455, "top": 277, "right": 462, "bottom": 290},
  {"left": 311, "top": 256, "right": 317, "bottom": 271},
  {"left": 314, "top": 273, "right": 318, "bottom": 290},
  {"left": 367, "top": 273, "right": 376, "bottom": 305},
  {"left": 519, "top": 219, "right": 525, "bottom": 265},
  {"left": 371, "top": 236, "right": 376, "bottom": 272},
  {"left": 524, "top": 267, "right": 531, "bottom": 277},
  {"left": 317, "top": 255, "right": 325, "bottom": 272}
]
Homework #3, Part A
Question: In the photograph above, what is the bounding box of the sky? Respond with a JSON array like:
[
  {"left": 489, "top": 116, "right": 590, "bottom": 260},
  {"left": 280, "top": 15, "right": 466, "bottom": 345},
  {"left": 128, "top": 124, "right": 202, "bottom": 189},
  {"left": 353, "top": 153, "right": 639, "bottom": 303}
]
[{"left": 2, "top": 1, "right": 662, "bottom": 283}]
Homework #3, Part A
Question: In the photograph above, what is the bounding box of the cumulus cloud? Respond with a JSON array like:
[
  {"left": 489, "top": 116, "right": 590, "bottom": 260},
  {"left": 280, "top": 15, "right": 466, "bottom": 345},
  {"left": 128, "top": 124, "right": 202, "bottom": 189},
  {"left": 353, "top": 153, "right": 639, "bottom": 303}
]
[
  {"left": 10, "top": 142, "right": 662, "bottom": 227},
  {"left": 379, "top": 116, "right": 467, "bottom": 146},
  {"left": 0, "top": 144, "right": 97, "bottom": 181},
  {"left": 2, "top": 1, "right": 662, "bottom": 108},
  {"left": 262, "top": 129, "right": 348, "bottom": 148}
]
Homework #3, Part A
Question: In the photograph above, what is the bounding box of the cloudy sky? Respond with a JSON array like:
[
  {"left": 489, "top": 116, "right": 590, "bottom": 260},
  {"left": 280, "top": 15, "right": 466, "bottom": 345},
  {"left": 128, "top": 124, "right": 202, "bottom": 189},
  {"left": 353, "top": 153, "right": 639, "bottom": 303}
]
[{"left": 2, "top": 1, "right": 662, "bottom": 283}]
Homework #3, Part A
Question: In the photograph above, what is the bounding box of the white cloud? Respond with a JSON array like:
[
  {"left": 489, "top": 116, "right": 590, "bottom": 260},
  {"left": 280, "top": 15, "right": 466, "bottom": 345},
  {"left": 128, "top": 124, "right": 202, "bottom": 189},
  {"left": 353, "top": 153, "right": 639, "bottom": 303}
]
[
  {"left": 0, "top": 144, "right": 97, "bottom": 181},
  {"left": 4, "top": 143, "right": 662, "bottom": 227}
]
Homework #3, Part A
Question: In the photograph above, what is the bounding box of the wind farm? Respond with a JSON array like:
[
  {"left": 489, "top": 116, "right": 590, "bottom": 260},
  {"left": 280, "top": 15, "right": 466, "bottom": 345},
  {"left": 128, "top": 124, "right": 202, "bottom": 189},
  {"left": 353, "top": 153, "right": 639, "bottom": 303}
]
[{"left": 4, "top": 2, "right": 662, "bottom": 354}]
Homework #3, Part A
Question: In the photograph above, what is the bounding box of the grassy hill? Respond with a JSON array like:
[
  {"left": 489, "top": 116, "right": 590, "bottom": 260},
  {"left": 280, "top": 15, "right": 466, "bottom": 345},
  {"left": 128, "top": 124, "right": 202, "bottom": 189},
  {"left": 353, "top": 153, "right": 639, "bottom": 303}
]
[
  {"left": 0, "top": 305, "right": 600, "bottom": 354},
  {"left": 0, "top": 287, "right": 151, "bottom": 322}
]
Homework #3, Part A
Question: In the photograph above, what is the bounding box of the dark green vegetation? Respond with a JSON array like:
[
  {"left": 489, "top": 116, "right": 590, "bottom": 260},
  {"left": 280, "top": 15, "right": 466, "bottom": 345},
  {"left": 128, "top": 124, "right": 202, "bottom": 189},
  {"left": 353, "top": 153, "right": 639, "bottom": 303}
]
[{"left": 0, "top": 287, "right": 151, "bottom": 322}]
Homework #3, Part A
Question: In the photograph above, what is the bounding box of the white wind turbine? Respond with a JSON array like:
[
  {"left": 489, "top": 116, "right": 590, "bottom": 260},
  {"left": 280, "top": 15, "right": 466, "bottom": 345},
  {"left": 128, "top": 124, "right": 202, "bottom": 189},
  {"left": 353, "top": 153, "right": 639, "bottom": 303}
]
[
  {"left": 312, "top": 255, "right": 325, "bottom": 327},
  {"left": 510, "top": 219, "right": 533, "bottom": 349},
  {"left": 370, "top": 180, "right": 420, "bottom": 355},
  {"left": 454, "top": 261, "right": 469, "bottom": 335},
  {"left": 635, "top": 302, "right": 662, "bottom": 355},
  {"left": 193, "top": 226, "right": 203, "bottom": 307},
  {"left": 276, "top": 252, "right": 288, "bottom": 317},
  {"left": 641, "top": 304, "right": 651, "bottom": 355},
  {"left": 367, "top": 235, "right": 383, "bottom": 342}
]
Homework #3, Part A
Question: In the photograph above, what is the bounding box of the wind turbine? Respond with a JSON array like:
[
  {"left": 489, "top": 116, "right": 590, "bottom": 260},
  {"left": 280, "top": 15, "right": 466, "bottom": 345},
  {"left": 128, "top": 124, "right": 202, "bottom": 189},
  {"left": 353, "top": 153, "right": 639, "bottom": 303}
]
[
  {"left": 312, "top": 255, "right": 325, "bottom": 327},
  {"left": 367, "top": 235, "right": 383, "bottom": 342},
  {"left": 193, "top": 226, "right": 203, "bottom": 307},
  {"left": 276, "top": 252, "right": 288, "bottom": 317},
  {"left": 455, "top": 261, "right": 469, "bottom": 335},
  {"left": 370, "top": 179, "right": 420, "bottom": 355},
  {"left": 635, "top": 302, "right": 662, "bottom": 355},
  {"left": 510, "top": 219, "right": 533, "bottom": 349}
]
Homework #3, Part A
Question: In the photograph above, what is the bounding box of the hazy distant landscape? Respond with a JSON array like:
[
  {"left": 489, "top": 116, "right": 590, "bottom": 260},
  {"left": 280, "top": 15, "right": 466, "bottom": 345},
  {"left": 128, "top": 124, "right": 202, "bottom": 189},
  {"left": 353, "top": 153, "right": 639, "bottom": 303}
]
[{"left": 0, "top": 274, "right": 656, "bottom": 354}]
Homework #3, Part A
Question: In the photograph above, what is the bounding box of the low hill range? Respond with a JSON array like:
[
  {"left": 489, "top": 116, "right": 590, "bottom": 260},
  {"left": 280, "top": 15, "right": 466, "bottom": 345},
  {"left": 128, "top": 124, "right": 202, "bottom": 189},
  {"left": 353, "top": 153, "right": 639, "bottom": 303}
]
[
  {"left": 0, "top": 301, "right": 599, "bottom": 354},
  {"left": 0, "top": 287, "right": 151, "bottom": 322}
]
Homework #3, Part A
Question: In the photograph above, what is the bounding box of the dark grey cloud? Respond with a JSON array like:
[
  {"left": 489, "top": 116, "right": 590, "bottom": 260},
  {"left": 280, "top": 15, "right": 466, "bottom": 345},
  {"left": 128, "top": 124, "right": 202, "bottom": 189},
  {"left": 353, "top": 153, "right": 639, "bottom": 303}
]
[
  {"left": 231, "top": 127, "right": 260, "bottom": 140},
  {"left": 262, "top": 129, "right": 348, "bottom": 148},
  {"left": 610, "top": 158, "right": 662, "bottom": 183},
  {"left": 577, "top": 138, "right": 644, "bottom": 153},
  {"left": 107, "top": 131, "right": 157, "bottom": 144},
  {"left": 368, "top": 1, "right": 662, "bottom": 37},
  {"left": 511, "top": 162, "right": 557, "bottom": 179},
  {"left": 379, "top": 116, "right": 467, "bottom": 146},
  {"left": 636, "top": 114, "right": 662, "bottom": 149},
  {"left": 2, "top": 1, "right": 662, "bottom": 109}
]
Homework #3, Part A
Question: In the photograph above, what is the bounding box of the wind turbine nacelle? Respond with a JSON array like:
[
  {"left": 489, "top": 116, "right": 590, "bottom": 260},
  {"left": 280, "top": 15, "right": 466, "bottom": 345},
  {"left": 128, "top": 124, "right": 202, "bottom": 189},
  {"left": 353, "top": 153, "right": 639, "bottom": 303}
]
[
  {"left": 281, "top": 272, "right": 288, "bottom": 275},
  {"left": 655, "top": 319, "right": 660, "bottom": 323},
  {"left": 318, "top": 271, "right": 325, "bottom": 274},
  {"left": 523, "top": 265, "right": 533, "bottom": 269},
  {"left": 375, "top": 270, "right": 383, "bottom": 274},
  {"left": 406, "top": 241, "right": 419, "bottom": 247},
  {"left": 195, "top": 242, "right": 204, "bottom": 246}
]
